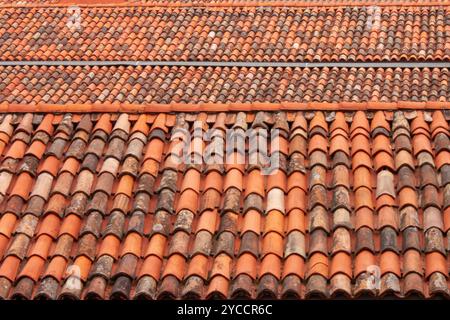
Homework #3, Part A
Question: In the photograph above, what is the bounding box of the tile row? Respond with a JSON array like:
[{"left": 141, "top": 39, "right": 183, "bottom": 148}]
[
  {"left": 0, "top": 0, "right": 58, "bottom": 5},
  {"left": 0, "top": 6, "right": 448, "bottom": 62},
  {"left": 0, "top": 66, "right": 448, "bottom": 105},
  {"left": 1, "top": 0, "right": 445, "bottom": 5},
  {"left": 0, "top": 110, "right": 447, "bottom": 299}
]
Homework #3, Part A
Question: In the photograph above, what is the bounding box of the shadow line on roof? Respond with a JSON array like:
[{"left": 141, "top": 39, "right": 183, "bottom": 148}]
[{"left": 1, "top": 61, "right": 450, "bottom": 68}]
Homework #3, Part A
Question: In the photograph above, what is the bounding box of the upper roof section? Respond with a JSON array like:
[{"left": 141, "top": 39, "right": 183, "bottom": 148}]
[
  {"left": 0, "top": 5, "right": 448, "bottom": 62},
  {"left": 0, "top": 110, "right": 448, "bottom": 300},
  {"left": 0, "top": 0, "right": 448, "bottom": 7}
]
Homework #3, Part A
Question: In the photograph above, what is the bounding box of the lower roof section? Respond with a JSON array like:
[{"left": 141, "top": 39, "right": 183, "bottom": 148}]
[
  {"left": 0, "top": 65, "right": 448, "bottom": 105},
  {"left": 0, "top": 110, "right": 448, "bottom": 300},
  {"left": 0, "top": 5, "right": 447, "bottom": 63}
]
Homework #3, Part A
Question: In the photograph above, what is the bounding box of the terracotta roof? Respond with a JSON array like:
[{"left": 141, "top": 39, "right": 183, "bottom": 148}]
[
  {"left": 0, "top": 0, "right": 449, "bottom": 301},
  {"left": 0, "top": 6, "right": 448, "bottom": 62},
  {"left": 0, "top": 110, "right": 448, "bottom": 299},
  {"left": 0, "top": 0, "right": 447, "bottom": 7},
  {"left": 0, "top": 101, "right": 450, "bottom": 114},
  {"left": 0, "top": 66, "right": 448, "bottom": 105},
  {"left": 0, "top": 101, "right": 449, "bottom": 113}
]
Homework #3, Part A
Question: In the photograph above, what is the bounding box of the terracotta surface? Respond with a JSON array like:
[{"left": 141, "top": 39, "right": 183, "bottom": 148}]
[
  {"left": 0, "top": 0, "right": 448, "bottom": 301},
  {"left": 0, "top": 6, "right": 447, "bottom": 62},
  {"left": 0, "top": 66, "right": 448, "bottom": 105},
  {"left": 0, "top": 0, "right": 448, "bottom": 6},
  {"left": 0, "top": 102, "right": 449, "bottom": 113},
  {"left": 0, "top": 110, "right": 447, "bottom": 299}
]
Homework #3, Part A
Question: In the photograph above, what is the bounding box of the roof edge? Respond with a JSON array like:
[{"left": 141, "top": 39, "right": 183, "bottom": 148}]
[
  {"left": 2, "top": 61, "right": 449, "bottom": 68},
  {"left": 1, "top": 101, "right": 448, "bottom": 113},
  {"left": 0, "top": 1, "right": 449, "bottom": 9}
]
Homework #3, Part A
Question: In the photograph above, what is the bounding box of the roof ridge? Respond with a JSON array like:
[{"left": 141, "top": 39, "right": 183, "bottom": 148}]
[
  {"left": 1, "top": 101, "right": 448, "bottom": 113},
  {"left": 1, "top": 1, "right": 449, "bottom": 9}
]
